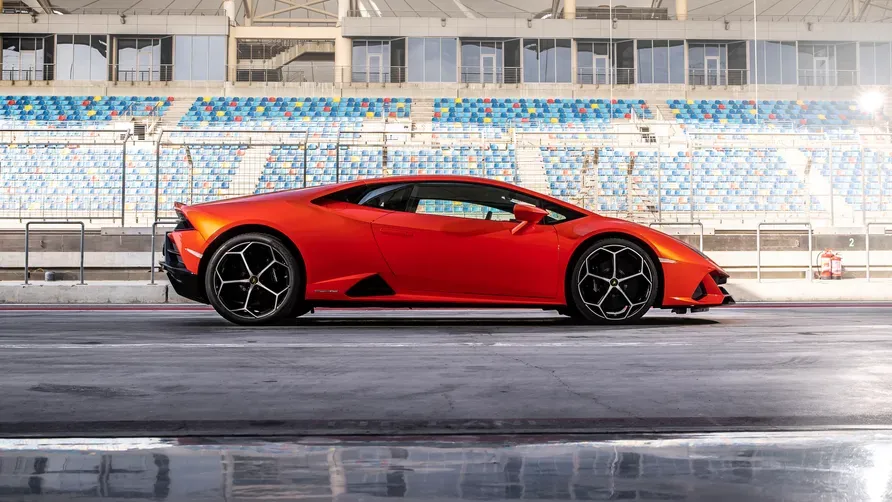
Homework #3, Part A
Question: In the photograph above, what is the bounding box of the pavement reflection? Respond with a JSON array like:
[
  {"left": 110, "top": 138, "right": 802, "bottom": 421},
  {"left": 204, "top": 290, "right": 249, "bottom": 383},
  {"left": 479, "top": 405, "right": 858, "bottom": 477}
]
[{"left": 2, "top": 431, "right": 891, "bottom": 501}]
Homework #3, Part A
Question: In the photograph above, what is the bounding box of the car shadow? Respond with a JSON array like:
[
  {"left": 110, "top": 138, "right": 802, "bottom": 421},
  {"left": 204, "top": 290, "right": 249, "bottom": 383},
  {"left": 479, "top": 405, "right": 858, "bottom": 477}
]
[{"left": 275, "top": 315, "right": 721, "bottom": 329}]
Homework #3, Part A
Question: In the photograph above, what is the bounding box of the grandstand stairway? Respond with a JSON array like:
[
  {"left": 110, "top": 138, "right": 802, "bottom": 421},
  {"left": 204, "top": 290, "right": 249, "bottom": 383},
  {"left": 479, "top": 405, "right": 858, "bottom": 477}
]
[
  {"left": 784, "top": 147, "right": 855, "bottom": 223},
  {"left": 157, "top": 99, "right": 194, "bottom": 132},
  {"left": 652, "top": 102, "right": 672, "bottom": 121},
  {"left": 411, "top": 98, "right": 436, "bottom": 124},
  {"left": 515, "top": 145, "right": 551, "bottom": 196},
  {"left": 224, "top": 145, "right": 272, "bottom": 197},
  {"left": 239, "top": 40, "right": 335, "bottom": 70}
]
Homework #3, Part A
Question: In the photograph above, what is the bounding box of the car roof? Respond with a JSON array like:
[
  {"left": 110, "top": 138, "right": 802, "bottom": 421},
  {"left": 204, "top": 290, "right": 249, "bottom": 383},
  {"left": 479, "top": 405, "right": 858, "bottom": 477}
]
[{"left": 311, "top": 175, "right": 594, "bottom": 215}]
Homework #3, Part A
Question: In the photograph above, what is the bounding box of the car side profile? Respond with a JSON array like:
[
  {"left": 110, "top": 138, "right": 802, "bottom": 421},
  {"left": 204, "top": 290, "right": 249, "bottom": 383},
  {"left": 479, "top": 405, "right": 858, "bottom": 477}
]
[{"left": 162, "top": 176, "right": 734, "bottom": 325}]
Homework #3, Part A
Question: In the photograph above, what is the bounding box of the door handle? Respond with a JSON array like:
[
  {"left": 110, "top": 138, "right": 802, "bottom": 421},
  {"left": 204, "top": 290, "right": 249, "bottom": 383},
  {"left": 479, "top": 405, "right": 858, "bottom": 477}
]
[{"left": 379, "top": 226, "right": 413, "bottom": 237}]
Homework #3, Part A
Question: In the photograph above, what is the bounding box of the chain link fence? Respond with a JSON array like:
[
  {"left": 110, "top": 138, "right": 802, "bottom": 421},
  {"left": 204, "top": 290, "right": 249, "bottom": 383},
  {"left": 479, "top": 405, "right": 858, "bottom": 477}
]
[{"left": 1, "top": 124, "right": 891, "bottom": 227}]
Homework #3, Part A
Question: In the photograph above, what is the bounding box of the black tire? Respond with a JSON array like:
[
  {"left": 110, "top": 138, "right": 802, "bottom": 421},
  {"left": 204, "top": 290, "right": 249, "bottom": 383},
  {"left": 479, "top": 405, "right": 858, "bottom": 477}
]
[
  {"left": 567, "top": 237, "right": 659, "bottom": 324},
  {"left": 204, "top": 232, "right": 301, "bottom": 326},
  {"left": 289, "top": 303, "right": 313, "bottom": 318}
]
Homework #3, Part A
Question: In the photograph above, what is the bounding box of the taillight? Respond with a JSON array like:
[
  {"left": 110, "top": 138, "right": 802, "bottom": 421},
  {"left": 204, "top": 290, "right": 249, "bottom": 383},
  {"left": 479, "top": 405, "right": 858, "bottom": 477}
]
[{"left": 174, "top": 209, "right": 193, "bottom": 231}]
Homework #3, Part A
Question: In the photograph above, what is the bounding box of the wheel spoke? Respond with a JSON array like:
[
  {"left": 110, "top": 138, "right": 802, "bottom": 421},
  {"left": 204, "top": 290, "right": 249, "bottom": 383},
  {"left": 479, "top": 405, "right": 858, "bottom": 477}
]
[{"left": 618, "top": 272, "right": 642, "bottom": 283}]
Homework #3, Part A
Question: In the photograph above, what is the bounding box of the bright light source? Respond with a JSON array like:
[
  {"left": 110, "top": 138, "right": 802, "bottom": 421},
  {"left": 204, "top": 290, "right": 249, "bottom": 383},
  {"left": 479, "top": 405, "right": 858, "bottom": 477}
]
[{"left": 859, "top": 90, "right": 885, "bottom": 113}]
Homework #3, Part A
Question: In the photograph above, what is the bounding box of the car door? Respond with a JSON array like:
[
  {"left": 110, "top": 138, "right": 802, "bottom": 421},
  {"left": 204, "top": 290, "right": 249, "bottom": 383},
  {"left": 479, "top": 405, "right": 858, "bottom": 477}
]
[{"left": 370, "top": 181, "right": 561, "bottom": 299}]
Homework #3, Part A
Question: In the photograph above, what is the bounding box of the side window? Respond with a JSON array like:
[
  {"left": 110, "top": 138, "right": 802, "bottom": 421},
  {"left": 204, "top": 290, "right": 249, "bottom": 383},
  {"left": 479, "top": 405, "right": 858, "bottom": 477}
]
[
  {"left": 409, "top": 182, "right": 521, "bottom": 221},
  {"left": 358, "top": 183, "right": 413, "bottom": 212},
  {"left": 408, "top": 182, "right": 579, "bottom": 224}
]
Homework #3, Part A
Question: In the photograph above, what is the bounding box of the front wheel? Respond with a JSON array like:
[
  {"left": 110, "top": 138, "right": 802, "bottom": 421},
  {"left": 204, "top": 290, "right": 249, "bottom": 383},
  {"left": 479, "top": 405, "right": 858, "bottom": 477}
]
[
  {"left": 567, "top": 238, "right": 659, "bottom": 324},
  {"left": 204, "top": 233, "right": 301, "bottom": 325}
]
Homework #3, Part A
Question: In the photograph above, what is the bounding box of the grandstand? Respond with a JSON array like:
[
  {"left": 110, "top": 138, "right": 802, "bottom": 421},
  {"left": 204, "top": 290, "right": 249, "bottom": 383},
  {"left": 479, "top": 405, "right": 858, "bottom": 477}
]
[{"left": 0, "top": 0, "right": 889, "bottom": 238}]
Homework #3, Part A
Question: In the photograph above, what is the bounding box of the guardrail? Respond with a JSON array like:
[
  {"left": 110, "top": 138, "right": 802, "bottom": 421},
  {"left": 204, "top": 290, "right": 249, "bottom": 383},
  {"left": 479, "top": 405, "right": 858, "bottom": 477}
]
[
  {"left": 150, "top": 219, "right": 179, "bottom": 285},
  {"left": 865, "top": 222, "right": 892, "bottom": 281},
  {"left": 648, "top": 222, "right": 704, "bottom": 250},
  {"left": 756, "top": 222, "right": 813, "bottom": 282},
  {"left": 24, "top": 221, "right": 85, "bottom": 285}
]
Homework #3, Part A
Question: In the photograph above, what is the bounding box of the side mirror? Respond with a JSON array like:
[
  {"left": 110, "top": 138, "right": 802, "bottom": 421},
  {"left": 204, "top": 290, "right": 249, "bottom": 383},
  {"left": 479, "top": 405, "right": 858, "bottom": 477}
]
[{"left": 511, "top": 204, "right": 548, "bottom": 234}]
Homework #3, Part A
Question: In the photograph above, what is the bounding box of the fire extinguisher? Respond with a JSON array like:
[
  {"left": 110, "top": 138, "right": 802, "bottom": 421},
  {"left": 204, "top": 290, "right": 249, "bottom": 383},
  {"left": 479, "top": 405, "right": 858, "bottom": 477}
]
[
  {"left": 831, "top": 251, "right": 843, "bottom": 280},
  {"left": 818, "top": 249, "right": 834, "bottom": 280}
]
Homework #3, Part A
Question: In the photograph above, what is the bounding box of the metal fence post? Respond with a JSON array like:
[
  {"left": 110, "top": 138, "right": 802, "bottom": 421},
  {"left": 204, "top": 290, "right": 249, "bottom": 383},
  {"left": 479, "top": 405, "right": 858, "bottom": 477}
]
[
  {"left": 861, "top": 145, "right": 867, "bottom": 225},
  {"left": 121, "top": 137, "right": 128, "bottom": 226},
  {"left": 828, "top": 143, "right": 835, "bottom": 227},
  {"left": 153, "top": 133, "right": 162, "bottom": 222},
  {"left": 688, "top": 147, "right": 695, "bottom": 223},
  {"left": 656, "top": 144, "right": 663, "bottom": 222},
  {"left": 150, "top": 219, "right": 178, "bottom": 285},
  {"left": 24, "top": 221, "right": 86, "bottom": 285},
  {"left": 866, "top": 222, "right": 892, "bottom": 281}
]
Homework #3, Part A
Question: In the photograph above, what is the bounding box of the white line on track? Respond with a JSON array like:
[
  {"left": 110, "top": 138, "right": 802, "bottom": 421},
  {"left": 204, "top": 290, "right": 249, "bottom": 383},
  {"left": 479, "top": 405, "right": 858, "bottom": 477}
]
[{"left": 0, "top": 341, "right": 694, "bottom": 350}]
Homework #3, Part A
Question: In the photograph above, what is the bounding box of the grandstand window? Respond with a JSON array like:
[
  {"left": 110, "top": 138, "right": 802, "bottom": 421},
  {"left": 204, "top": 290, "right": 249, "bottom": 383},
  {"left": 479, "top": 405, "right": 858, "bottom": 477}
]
[
  {"left": 56, "top": 35, "right": 107, "bottom": 81},
  {"left": 636, "top": 40, "right": 684, "bottom": 84},
  {"left": 522, "top": 38, "right": 571, "bottom": 83},
  {"left": 407, "top": 37, "right": 456, "bottom": 83},
  {"left": 1, "top": 35, "right": 51, "bottom": 81},
  {"left": 797, "top": 42, "right": 855, "bottom": 86},
  {"left": 860, "top": 42, "right": 892, "bottom": 85},
  {"left": 353, "top": 39, "right": 403, "bottom": 83},
  {"left": 115, "top": 36, "right": 172, "bottom": 82},
  {"left": 175, "top": 36, "right": 227, "bottom": 81},
  {"left": 749, "top": 41, "right": 796, "bottom": 85},
  {"left": 461, "top": 39, "right": 519, "bottom": 84},
  {"left": 576, "top": 41, "right": 610, "bottom": 84},
  {"left": 688, "top": 41, "right": 745, "bottom": 85}
]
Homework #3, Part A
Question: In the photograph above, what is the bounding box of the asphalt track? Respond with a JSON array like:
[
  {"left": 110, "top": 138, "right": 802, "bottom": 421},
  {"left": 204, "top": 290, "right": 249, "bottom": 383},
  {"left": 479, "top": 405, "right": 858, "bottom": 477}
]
[{"left": 2, "top": 306, "right": 892, "bottom": 437}]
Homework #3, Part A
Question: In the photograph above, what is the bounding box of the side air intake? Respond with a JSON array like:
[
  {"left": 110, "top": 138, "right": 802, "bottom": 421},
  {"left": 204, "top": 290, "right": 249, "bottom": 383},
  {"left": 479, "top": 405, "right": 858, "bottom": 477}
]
[{"left": 345, "top": 275, "right": 395, "bottom": 297}]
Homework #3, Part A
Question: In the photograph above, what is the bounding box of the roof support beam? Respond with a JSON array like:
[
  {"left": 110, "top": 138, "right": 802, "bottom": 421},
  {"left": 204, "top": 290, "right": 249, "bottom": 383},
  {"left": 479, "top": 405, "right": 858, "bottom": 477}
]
[
  {"left": 253, "top": 0, "right": 336, "bottom": 21},
  {"left": 243, "top": 0, "right": 254, "bottom": 21},
  {"left": 22, "top": 0, "right": 52, "bottom": 14}
]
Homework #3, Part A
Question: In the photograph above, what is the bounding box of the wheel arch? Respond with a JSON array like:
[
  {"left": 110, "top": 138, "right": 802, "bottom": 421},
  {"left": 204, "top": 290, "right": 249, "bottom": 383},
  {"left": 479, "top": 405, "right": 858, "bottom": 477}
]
[
  {"left": 197, "top": 224, "right": 306, "bottom": 301},
  {"left": 563, "top": 231, "right": 666, "bottom": 309}
]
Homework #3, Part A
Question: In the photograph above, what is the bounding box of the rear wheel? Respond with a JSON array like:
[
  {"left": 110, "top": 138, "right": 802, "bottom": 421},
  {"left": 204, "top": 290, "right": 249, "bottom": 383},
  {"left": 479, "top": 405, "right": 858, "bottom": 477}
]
[
  {"left": 567, "top": 238, "right": 659, "bottom": 324},
  {"left": 204, "top": 233, "right": 301, "bottom": 326}
]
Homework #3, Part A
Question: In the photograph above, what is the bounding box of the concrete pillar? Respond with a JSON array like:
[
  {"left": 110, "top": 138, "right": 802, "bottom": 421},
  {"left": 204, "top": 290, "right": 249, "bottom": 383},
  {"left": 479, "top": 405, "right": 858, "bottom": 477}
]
[
  {"left": 335, "top": 0, "right": 352, "bottom": 83},
  {"left": 564, "top": 0, "right": 576, "bottom": 19},
  {"left": 227, "top": 33, "right": 237, "bottom": 82},
  {"left": 676, "top": 0, "right": 687, "bottom": 20},
  {"left": 571, "top": 39, "right": 578, "bottom": 84}
]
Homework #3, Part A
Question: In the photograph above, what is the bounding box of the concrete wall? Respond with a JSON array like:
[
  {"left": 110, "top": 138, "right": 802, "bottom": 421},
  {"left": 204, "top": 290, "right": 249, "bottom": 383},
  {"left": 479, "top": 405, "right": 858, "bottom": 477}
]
[
  {"left": 0, "top": 81, "right": 871, "bottom": 101},
  {"left": 0, "top": 14, "right": 229, "bottom": 36},
  {"left": 343, "top": 17, "right": 892, "bottom": 43}
]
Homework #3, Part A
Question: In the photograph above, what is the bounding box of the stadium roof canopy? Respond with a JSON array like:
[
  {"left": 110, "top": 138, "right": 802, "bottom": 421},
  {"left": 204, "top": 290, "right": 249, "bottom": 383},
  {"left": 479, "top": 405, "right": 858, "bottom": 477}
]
[{"left": 10, "top": 0, "right": 892, "bottom": 23}]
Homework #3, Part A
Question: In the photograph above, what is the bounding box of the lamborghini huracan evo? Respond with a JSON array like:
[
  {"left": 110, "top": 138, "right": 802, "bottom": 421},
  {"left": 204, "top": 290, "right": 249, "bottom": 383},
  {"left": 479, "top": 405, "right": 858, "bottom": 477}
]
[{"left": 161, "top": 176, "right": 734, "bottom": 325}]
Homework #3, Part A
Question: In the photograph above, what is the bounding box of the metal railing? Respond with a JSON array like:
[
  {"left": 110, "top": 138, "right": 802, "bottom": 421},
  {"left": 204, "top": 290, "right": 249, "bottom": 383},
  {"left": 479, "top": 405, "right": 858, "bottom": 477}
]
[
  {"left": 756, "top": 222, "right": 813, "bottom": 282},
  {"left": 688, "top": 69, "right": 748, "bottom": 86},
  {"left": 24, "top": 221, "right": 85, "bottom": 285},
  {"left": 1, "top": 64, "right": 54, "bottom": 82},
  {"left": 797, "top": 69, "right": 859, "bottom": 87},
  {"left": 865, "top": 222, "right": 892, "bottom": 281},
  {"left": 113, "top": 64, "right": 174, "bottom": 83},
  {"left": 461, "top": 67, "right": 522, "bottom": 84},
  {"left": 150, "top": 219, "right": 179, "bottom": 285}
]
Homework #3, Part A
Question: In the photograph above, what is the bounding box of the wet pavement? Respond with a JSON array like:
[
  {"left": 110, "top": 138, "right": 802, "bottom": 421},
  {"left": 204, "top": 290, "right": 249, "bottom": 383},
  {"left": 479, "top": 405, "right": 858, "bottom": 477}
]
[
  {"left": 1, "top": 307, "right": 892, "bottom": 436},
  {"left": 3, "top": 431, "right": 892, "bottom": 501}
]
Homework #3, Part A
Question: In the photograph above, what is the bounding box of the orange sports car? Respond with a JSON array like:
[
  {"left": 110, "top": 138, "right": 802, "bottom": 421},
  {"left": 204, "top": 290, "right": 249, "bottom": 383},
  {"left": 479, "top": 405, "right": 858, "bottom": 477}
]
[{"left": 162, "top": 176, "right": 733, "bottom": 325}]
